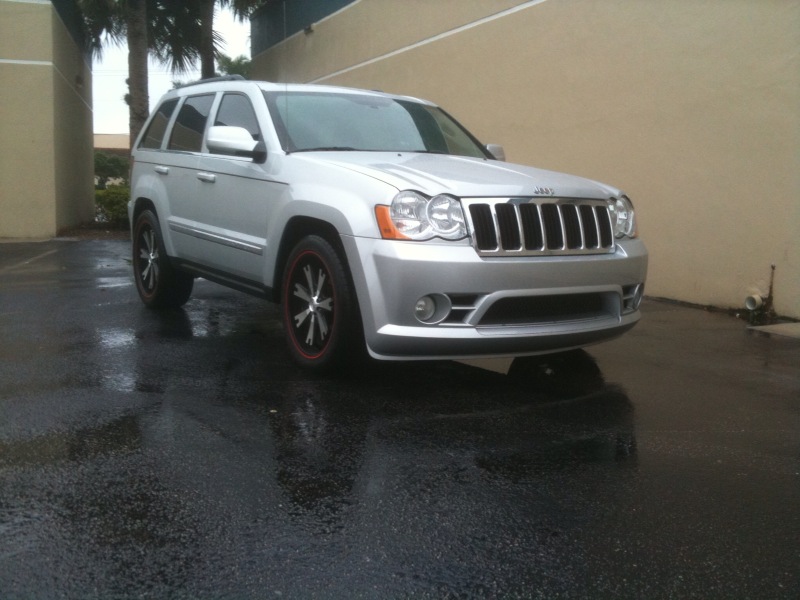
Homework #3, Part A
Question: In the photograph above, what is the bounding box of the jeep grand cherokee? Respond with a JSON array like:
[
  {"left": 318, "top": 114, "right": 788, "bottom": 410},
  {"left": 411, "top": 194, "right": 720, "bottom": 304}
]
[{"left": 129, "top": 76, "right": 648, "bottom": 372}]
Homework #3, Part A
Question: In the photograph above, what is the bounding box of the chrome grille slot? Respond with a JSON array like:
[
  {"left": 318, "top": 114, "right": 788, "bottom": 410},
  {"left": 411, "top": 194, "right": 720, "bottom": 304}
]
[
  {"left": 496, "top": 203, "right": 521, "bottom": 250},
  {"left": 562, "top": 204, "right": 581, "bottom": 249},
  {"left": 519, "top": 204, "right": 543, "bottom": 250},
  {"left": 470, "top": 204, "right": 495, "bottom": 249},
  {"left": 580, "top": 205, "right": 599, "bottom": 248},
  {"left": 465, "top": 197, "right": 615, "bottom": 256},
  {"left": 541, "top": 204, "right": 563, "bottom": 250}
]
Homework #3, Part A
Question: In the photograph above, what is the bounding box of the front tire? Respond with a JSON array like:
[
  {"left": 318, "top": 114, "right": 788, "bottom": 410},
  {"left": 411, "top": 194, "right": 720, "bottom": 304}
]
[
  {"left": 281, "top": 235, "right": 362, "bottom": 373},
  {"left": 132, "top": 209, "right": 193, "bottom": 308}
]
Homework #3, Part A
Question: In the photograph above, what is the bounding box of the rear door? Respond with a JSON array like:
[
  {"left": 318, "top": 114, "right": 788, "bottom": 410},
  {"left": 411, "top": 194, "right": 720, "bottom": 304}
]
[{"left": 163, "top": 93, "right": 215, "bottom": 263}]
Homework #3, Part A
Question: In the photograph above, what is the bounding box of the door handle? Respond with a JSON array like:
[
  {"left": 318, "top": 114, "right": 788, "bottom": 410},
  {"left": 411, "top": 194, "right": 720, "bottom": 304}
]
[
  {"left": 154, "top": 166, "right": 169, "bottom": 175},
  {"left": 197, "top": 172, "right": 216, "bottom": 183}
]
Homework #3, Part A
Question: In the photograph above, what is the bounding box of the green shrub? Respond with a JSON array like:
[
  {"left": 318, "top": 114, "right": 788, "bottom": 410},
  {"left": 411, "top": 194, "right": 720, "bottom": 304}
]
[
  {"left": 95, "top": 151, "right": 130, "bottom": 189},
  {"left": 95, "top": 186, "right": 130, "bottom": 228}
]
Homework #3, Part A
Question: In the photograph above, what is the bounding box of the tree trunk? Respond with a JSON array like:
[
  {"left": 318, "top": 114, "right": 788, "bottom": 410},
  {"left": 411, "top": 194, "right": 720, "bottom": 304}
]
[
  {"left": 127, "top": 0, "right": 149, "bottom": 150},
  {"left": 199, "top": 0, "right": 216, "bottom": 79}
]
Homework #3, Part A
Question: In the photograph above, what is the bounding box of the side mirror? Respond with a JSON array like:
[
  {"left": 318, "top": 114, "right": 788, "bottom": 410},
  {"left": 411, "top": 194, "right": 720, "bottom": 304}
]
[
  {"left": 486, "top": 144, "right": 506, "bottom": 162},
  {"left": 207, "top": 126, "right": 266, "bottom": 163}
]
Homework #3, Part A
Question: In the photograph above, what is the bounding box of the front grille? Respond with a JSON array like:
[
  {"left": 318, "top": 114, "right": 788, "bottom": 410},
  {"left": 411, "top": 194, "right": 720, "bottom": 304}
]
[{"left": 464, "top": 198, "right": 615, "bottom": 256}]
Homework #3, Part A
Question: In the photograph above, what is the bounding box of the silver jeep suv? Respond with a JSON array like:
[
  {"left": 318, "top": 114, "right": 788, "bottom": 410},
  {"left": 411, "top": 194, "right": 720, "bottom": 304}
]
[{"left": 129, "top": 76, "right": 647, "bottom": 372}]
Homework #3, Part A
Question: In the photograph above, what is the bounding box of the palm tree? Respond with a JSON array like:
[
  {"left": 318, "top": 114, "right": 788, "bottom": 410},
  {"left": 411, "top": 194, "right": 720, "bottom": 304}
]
[
  {"left": 217, "top": 53, "right": 251, "bottom": 78},
  {"left": 81, "top": 0, "right": 151, "bottom": 147},
  {"left": 197, "top": 0, "right": 261, "bottom": 79},
  {"left": 126, "top": 0, "right": 149, "bottom": 147},
  {"left": 82, "top": 0, "right": 209, "bottom": 147},
  {"left": 81, "top": 0, "right": 261, "bottom": 146},
  {"left": 148, "top": 0, "right": 204, "bottom": 74}
]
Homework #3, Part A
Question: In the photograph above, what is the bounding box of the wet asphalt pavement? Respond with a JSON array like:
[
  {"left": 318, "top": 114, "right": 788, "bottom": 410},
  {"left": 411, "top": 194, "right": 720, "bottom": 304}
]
[{"left": 1, "top": 239, "right": 798, "bottom": 599}]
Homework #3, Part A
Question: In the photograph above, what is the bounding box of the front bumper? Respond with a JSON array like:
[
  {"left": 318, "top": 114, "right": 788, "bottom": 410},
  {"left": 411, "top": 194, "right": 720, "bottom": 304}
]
[{"left": 342, "top": 236, "right": 648, "bottom": 360}]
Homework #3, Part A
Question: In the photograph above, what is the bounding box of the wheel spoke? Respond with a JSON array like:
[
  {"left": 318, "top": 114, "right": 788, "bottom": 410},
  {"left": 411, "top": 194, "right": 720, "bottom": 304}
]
[
  {"left": 316, "top": 312, "right": 329, "bottom": 340},
  {"left": 293, "top": 306, "right": 311, "bottom": 328},
  {"left": 314, "top": 270, "right": 326, "bottom": 298},
  {"left": 293, "top": 283, "right": 311, "bottom": 303},
  {"left": 303, "top": 265, "right": 315, "bottom": 296},
  {"left": 305, "top": 314, "right": 317, "bottom": 345}
]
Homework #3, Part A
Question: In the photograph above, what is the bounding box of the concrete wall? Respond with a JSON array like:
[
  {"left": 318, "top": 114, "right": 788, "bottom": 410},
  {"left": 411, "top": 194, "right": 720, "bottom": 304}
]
[
  {"left": 251, "top": 0, "right": 799, "bottom": 319},
  {"left": 0, "top": 0, "right": 94, "bottom": 239}
]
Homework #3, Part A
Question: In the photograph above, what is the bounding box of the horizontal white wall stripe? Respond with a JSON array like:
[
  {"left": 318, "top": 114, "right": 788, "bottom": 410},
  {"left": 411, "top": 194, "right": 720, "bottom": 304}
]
[
  {"left": 315, "top": 0, "right": 364, "bottom": 30},
  {"left": 0, "top": 58, "right": 92, "bottom": 113},
  {"left": 0, "top": 58, "right": 52, "bottom": 66},
  {"left": 310, "top": 0, "right": 550, "bottom": 84}
]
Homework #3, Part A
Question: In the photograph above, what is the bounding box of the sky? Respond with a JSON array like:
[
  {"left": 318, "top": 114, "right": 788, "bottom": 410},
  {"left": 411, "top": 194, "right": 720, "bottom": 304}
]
[{"left": 92, "top": 9, "right": 251, "bottom": 134}]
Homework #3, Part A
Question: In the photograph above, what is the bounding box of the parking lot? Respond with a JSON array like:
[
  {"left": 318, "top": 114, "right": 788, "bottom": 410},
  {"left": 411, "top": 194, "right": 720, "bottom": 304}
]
[{"left": 1, "top": 238, "right": 798, "bottom": 598}]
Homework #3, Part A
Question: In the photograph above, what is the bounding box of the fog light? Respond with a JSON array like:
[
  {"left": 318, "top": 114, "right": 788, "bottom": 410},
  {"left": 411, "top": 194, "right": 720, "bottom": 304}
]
[
  {"left": 415, "top": 296, "right": 436, "bottom": 322},
  {"left": 622, "top": 284, "right": 645, "bottom": 313}
]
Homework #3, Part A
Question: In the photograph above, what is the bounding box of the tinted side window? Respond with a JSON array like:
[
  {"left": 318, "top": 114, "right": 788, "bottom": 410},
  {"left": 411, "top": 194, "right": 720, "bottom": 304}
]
[
  {"left": 214, "top": 94, "right": 261, "bottom": 141},
  {"left": 168, "top": 94, "right": 214, "bottom": 153},
  {"left": 139, "top": 98, "right": 178, "bottom": 149}
]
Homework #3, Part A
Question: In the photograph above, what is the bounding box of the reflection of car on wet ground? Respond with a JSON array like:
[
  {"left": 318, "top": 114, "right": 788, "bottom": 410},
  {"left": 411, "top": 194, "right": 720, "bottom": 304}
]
[
  {"left": 266, "top": 352, "right": 636, "bottom": 513},
  {"left": 129, "top": 76, "right": 648, "bottom": 372}
]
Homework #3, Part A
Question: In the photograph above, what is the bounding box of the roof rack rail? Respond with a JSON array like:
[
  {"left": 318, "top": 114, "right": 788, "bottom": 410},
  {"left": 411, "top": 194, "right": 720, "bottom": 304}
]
[{"left": 178, "top": 75, "right": 246, "bottom": 89}]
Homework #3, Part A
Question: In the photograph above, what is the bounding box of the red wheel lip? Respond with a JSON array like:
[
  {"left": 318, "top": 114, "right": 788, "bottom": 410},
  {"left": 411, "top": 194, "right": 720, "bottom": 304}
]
[{"left": 283, "top": 249, "right": 337, "bottom": 361}]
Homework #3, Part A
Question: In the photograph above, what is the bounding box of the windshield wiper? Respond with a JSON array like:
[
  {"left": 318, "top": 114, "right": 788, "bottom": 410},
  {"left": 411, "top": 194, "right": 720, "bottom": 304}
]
[{"left": 294, "top": 146, "right": 358, "bottom": 152}]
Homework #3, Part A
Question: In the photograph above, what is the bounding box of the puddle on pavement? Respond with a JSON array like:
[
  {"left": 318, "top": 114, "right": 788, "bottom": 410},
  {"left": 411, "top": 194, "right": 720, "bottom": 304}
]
[
  {"left": 97, "top": 328, "right": 136, "bottom": 349},
  {"left": 0, "top": 415, "right": 142, "bottom": 469},
  {"left": 95, "top": 276, "right": 132, "bottom": 289}
]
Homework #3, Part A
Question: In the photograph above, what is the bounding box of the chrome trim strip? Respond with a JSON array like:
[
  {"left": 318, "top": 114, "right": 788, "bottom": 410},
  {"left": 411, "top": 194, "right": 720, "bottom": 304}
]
[{"left": 169, "top": 222, "right": 264, "bottom": 255}]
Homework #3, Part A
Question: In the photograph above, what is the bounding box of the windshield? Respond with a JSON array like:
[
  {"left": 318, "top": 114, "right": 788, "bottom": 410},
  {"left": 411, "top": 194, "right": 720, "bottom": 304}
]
[{"left": 264, "top": 91, "right": 489, "bottom": 158}]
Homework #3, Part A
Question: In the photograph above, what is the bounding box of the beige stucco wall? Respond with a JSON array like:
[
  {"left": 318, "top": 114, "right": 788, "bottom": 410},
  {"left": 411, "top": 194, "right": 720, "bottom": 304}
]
[
  {"left": 0, "top": 0, "right": 94, "bottom": 239},
  {"left": 50, "top": 1, "right": 94, "bottom": 232},
  {"left": 252, "top": 0, "right": 799, "bottom": 319}
]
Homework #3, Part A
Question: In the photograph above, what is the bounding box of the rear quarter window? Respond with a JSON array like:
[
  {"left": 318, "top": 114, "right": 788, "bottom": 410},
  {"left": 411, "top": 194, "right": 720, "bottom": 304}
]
[
  {"left": 139, "top": 98, "right": 178, "bottom": 149},
  {"left": 168, "top": 94, "right": 215, "bottom": 153}
]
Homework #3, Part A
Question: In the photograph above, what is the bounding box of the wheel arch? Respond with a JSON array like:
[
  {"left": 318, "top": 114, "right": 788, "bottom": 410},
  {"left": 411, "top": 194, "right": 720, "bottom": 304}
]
[{"left": 131, "top": 197, "right": 157, "bottom": 224}]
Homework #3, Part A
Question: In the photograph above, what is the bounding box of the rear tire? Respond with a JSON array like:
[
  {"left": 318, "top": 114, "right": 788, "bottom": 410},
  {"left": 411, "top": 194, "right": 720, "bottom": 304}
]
[
  {"left": 132, "top": 209, "right": 193, "bottom": 308},
  {"left": 282, "top": 235, "right": 362, "bottom": 373}
]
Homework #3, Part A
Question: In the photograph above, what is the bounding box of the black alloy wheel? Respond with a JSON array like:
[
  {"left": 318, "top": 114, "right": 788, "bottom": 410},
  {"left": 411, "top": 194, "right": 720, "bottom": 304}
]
[
  {"left": 282, "top": 235, "right": 361, "bottom": 372},
  {"left": 132, "top": 209, "right": 193, "bottom": 308}
]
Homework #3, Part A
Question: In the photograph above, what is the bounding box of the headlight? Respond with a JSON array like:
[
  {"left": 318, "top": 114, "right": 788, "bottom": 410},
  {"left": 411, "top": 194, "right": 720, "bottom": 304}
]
[
  {"left": 608, "top": 195, "right": 637, "bottom": 238},
  {"left": 376, "top": 191, "right": 467, "bottom": 241}
]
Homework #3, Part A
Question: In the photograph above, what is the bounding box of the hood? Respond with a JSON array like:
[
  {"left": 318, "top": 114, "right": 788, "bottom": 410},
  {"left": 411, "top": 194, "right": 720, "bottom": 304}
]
[{"left": 295, "top": 152, "right": 619, "bottom": 199}]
